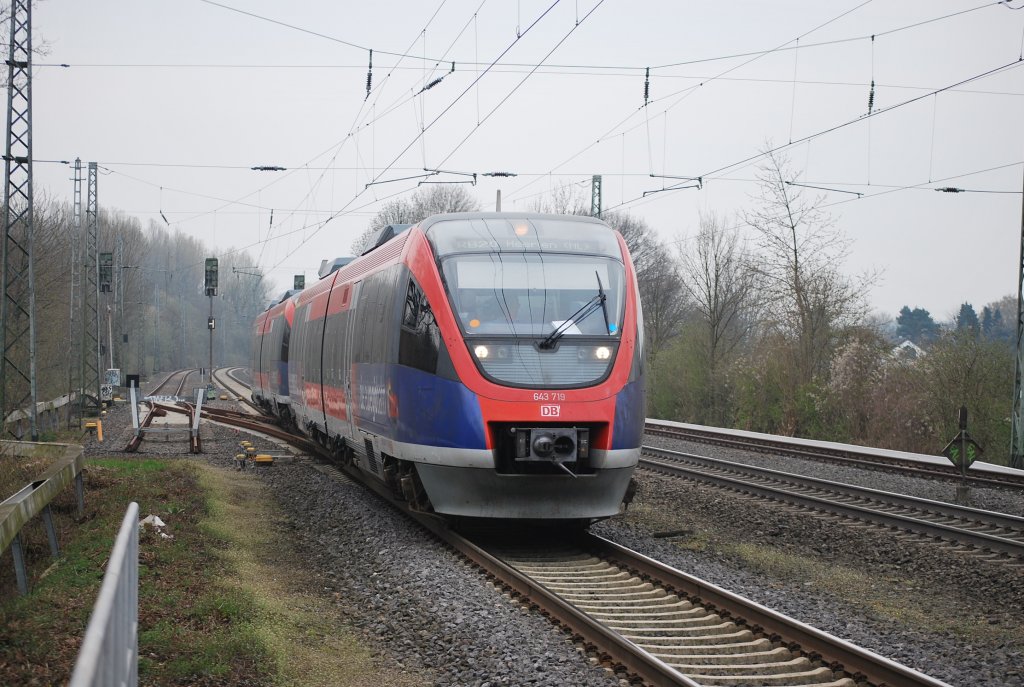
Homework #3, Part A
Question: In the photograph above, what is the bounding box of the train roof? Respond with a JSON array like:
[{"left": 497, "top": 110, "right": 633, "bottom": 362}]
[
  {"left": 419, "top": 213, "right": 622, "bottom": 259},
  {"left": 318, "top": 257, "right": 355, "bottom": 279},
  {"left": 417, "top": 212, "right": 609, "bottom": 231},
  {"left": 361, "top": 224, "right": 413, "bottom": 257}
]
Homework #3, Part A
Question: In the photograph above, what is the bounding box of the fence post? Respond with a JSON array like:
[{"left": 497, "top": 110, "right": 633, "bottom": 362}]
[
  {"left": 11, "top": 532, "right": 28, "bottom": 595},
  {"left": 75, "top": 471, "right": 85, "bottom": 517},
  {"left": 41, "top": 504, "right": 60, "bottom": 558},
  {"left": 69, "top": 501, "right": 139, "bottom": 687}
]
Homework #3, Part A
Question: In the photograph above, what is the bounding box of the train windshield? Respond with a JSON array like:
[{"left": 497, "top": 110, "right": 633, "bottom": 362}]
[{"left": 439, "top": 254, "right": 626, "bottom": 338}]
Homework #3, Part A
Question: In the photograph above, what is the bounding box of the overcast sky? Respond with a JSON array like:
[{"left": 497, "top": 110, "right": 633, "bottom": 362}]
[{"left": 26, "top": 0, "right": 1024, "bottom": 320}]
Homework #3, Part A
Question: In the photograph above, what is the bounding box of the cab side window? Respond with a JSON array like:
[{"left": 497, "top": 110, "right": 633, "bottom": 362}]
[{"left": 399, "top": 278, "right": 440, "bottom": 373}]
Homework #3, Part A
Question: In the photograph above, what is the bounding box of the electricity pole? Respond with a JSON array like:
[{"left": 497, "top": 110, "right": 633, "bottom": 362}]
[
  {"left": 591, "top": 175, "right": 602, "bottom": 219},
  {"left": 1, "top": 0, "right": 38, "bottom": 439},
  {"left": 68, "top": 160, "right": 82, "bottom": 423},
  {"left": 1011, "top": 168, "right": 1024, "bottom": 469},
  {"left": 82, "top": 162, "right": 102, "bottom": 413}
]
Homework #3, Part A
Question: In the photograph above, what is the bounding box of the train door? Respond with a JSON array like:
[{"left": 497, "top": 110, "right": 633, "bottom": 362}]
[
  {"left": 289, "top": 301, "right": 309, "bottom": 430},
  {"left": 342, "top": 281, "right": 361, "bottom": 442}
]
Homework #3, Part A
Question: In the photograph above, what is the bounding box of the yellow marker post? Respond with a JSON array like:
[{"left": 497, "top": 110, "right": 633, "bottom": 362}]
[{"left": 96, "top": 420, "right": 104, "bottom": 442}]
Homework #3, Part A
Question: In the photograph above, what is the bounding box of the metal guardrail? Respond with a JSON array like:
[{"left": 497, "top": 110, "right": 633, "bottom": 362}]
[
  {"left": 3, "top": 391, "right": 81, "bottom": 438},
  {"left": 0, "top": 441, "right": 86, "bottom": 594},
  {"left": 69, "top": 501, "right": 139, "bottom": 687}
]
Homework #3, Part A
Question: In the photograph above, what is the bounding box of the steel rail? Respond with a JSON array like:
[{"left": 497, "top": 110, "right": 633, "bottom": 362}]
[
  {"left": 123, "top": 405, "right": 161, "bottom": 453},
  {"left": 645, "top": 423, "right": 1024, "bottom": 490},
  {"left": 210, "top": 367, "right": 263, "bottom": 414},
  {"left": 587, "top": 534, "right": 951, "bottom": 687},
  {"left": 196, "top": 405, "right": 318, "bottom": 454},
  {"left": 641, "top": 447, "right": 1024, "bottom": 560},
  {"left": 123, "top": 367, "right": 194, "bottom": 452},
  {"left": 416, "top": 519, "right": 699, "bottom": 687},
  {"left": 644, "top": 447, "right": 1024, "bottom": 533},
  {"left": 148, "top": 368, "right": 194, "bottom": 397}
]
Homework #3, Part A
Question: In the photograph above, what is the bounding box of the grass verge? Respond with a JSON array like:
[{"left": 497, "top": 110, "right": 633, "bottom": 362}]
[{"left": 0, "top": 456, "right": 426, "bottom": 686}]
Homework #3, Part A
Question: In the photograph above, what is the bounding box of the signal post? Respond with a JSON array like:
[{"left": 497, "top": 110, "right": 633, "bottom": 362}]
[{"left": 205, "top": 258, "right": 217, "bottom": 389}]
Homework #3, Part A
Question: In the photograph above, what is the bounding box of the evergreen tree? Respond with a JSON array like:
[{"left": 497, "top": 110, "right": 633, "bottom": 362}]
[
  {"left": 895, "top": 306, "right": 939, "bottom": 344},
  {"left": 955, "top": 302, "right": 980, "bottom": 335},
  {"left": 982, "top": 306, "right": 994, "bottom": 337}
]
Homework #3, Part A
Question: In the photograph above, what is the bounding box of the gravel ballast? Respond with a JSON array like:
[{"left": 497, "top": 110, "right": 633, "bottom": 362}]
[
  {"left": 596, "top": 434, "right": 1024, "bottom": 687},
  {"left": 86, "top": 393, "right": 622, "bottom": 687},
  {"left": 87, "top": 384, "right": 1023, "bottom": 686},
  {"left": 647, "top": 434, "right": 1024, "bottom": 517}
]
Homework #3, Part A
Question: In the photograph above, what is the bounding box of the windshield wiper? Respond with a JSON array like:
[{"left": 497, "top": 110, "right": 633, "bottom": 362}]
[
  {"left": 595, "top": 271, "right": 611, "bottom": 335},
  {"left": 538, "top": 271, "right": 609, "bottom": 350}
]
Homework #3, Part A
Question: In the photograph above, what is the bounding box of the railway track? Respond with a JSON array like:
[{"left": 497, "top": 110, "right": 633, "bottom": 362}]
[
  {"left": 125, "top": 369, "right": 197, "bottom": 452},
  {"left": 311, "top": 452, "right": 950, "bottom": 686},
  {"left": 212, "top": 367, "right": 264, "bottom": 415},
  {"left": 428, "top": 527, "right": 949, "bottom": 686},
  {"left": 194, "top": 380, "right": 949, "bottom": 686},
  {"left": 641, "top": 446, "right": 1024, "bottom": 566},
  {"left": 646, "top": 421, "right": 1024, "bottom": 490},
  {"left": 149, "top": 368, "right": 195, "bottom": 397},
  {"left": 221, "top": 424, "right": 947, "bottom": 685}
]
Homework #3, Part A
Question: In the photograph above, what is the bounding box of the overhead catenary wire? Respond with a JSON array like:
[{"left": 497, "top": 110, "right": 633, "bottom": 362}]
[
  {"left": 252, "top": 0, "right": 571, "bottom": 275},
  {"left": 595, "top": 59, "right": 1024, "bottom": 217},
  {"left": 506, "top": 0, "right": 877, "bottom": 203},
  {"left": 51, "top": 0, "right": 1022, "bottom": 287},
  {"left": 789, "top": 38, "right": 801, "bottom": 145},
  {"left": 174, "top": 0, "right": 1000, "bottom": 72},
  {"left": 252, "top": 0, "right": 455, "bottom": 267},
  {"left": 592, "top": 57, "right": 1024, "bottom": 215},
  {"left": 428, "top": 0, "right": 604, "bottom": 173}
]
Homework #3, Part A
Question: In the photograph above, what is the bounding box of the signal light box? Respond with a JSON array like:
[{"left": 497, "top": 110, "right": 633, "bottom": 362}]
[
  {"left": 100, "top": 252, "right": 113, "bottom": 292},
  {"left": 205, "top": 258, "right": 218, "bottom": 296}
]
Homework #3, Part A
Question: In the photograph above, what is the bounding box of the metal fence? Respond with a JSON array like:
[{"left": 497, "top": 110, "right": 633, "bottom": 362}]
[
  {"left": 3, "top": 391, "right": 81, "bottom": 438},
  {"left": 69, "top": 502, "right": 139, "bottom": 687}
]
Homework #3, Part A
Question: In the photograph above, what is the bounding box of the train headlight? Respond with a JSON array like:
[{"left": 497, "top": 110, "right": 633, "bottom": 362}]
[
  {"left": 474, "top": 345, "right": 490, "bottom": 359},
  {"left": 595, "top": 346, "right": 611, "bottom": 360}
]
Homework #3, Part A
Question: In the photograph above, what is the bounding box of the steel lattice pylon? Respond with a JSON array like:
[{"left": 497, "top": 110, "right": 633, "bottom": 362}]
[
  {"left": 1, "top": 0, "right": 38, "bottom": 440},
  {"left": 82, "top": 162, "right": 101, "bottom": 412},
  {"left": 68, "top": 158, "right": 82, "bottom": 421},
  {"left": 591, "top": 174, "right": 602, "bottom": 219},
  {"left": 1011, "top": 171, "right": 1024, "bottom": 469}
]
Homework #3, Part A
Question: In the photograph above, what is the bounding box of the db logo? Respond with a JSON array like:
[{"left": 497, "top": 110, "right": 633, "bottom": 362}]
[{"left": 540, "top": 405, "right": 560, "bottom": 417}]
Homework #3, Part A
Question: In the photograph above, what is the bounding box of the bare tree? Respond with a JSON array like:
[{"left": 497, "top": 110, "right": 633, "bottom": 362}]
[
  {"left": 352, "top": 184, "right": 480, "bottom": 254},
  {"left": 601, "top": 212, "right": 687, "bottom": 361},
  {"left": 678, "top": 212, "right": 757, "bottom": 422},
  {"left": 744, "top": 148, "right": 871, "bottom": 390},
  {"left": 0, "top": 1, "right": 50, "bottom": 89},
  {"left": 528, "top": 182, "right": 590, "bottom": 216}
]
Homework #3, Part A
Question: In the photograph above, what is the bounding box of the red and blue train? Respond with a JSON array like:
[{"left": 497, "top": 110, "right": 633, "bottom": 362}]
[{"left": 251, "top": 212, "right": 644, "bottom": 524}]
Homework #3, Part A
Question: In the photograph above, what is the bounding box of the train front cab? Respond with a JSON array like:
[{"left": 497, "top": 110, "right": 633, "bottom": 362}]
[{"left": 396, "top": 213, "right": 645, "bottom": 522}]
